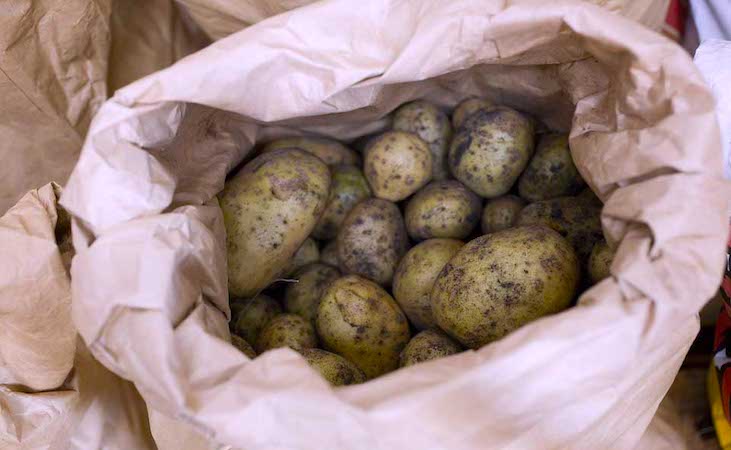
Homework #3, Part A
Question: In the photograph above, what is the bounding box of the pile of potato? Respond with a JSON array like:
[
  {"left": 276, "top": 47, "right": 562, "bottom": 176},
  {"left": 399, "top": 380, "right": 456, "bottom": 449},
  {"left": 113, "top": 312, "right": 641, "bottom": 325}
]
[{"left": 219, "top": 98, "right": 614, "bottom": 385}]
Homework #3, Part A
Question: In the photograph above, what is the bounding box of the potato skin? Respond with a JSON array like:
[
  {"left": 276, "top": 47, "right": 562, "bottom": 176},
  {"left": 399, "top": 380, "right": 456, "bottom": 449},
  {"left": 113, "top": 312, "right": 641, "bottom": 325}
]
[
  {"left": 364, "top": 131, "right": 433, "bottom": 201},
  {"left": 588, "top": 240, "right": 614, "bottom": 284},
  {"left": 220, "top": 149, "right": 331, "bottom": 297},
  {"left": 255, "top": 314, "right": 318, "bottom": 353},
  {"left": 316, "top": 275, "right": 410, "bottom": 379},
  {"left": 481, "top": 195, "right": 526, "bottom": 234},
  {"left": 448, "top": 108, "right": 534, "bottom": 198},
  {"left": 518, "top": 134, "right": 584, "bottom": 201},
  {"left": 233, "top": 295, "right": 282, "bottom": 346},
  {"left": 301, "top": 349, "right": 366, "bottom": 386},
  {"left": 393, "top": 101, "right": 453, "bottom": 180},
  {"left": 284, "top": 263, "right": 341, "bottom": 324},
  {"left": 336, "top": 198, "right": 408, "bottom": 286},
  {"left": 404, "top": 180, "right": 481, "bottom": 241},
  {"left": 432, "top": 225, "right": 579, "bottom": 349},
  {"left": 263, "top": 137, "right": 359, "bottom": 166},
  {"left": 312, "top": 165, "right": 371, "bottom": 240},
  {"left": 231, "top": 335, "right": 257, "bottom": 358},
  {"left": 392, "top": 238, "right": 464, "bottom": 330},
  {"left": 399, "top": 329, "right": 462, "bottom": 367},
  {"left": 452, "top": 97, "right": 497, "bottom": 129},
  {"left": 320, "top": 240, "right": 339, "bottom": 267},
  {"left": 284, "top": 237, "right": 320, "bottom": 277}
]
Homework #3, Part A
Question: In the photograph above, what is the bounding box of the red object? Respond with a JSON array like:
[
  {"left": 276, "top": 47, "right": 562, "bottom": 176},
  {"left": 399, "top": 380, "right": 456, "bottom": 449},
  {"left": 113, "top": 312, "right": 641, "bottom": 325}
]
[
  {"left": 713, "top": 226, "right": 731, "bottom": 423},
  {"left": 662, "top": 0, "right": 687, "bottom": 41}
]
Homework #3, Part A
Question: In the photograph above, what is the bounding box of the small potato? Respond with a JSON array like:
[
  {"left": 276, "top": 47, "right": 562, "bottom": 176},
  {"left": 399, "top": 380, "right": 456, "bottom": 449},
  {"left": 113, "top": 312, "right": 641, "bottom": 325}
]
[
  {"left": 392, "top": 239, "right": 464, "bottom": 330},
  {"left": 588, "top": 240, "right": 615, "bottom": 284},
  {"left": 263, "top": 137, "right": 359, "bottom": 166},
  {"left": 364, "top": 131, "right": 432, "bottom": 201},
  {"left": 285, "top": 263, "right": 341, "bottom": 324},
  {"left": 284, "top": 237, "right": 320, "bottom": 277},
  {"left": 518, "top": 134, "right": 584, "bottom": 201},
  {"left": 231, "top": 335, "right": 257, "bottom": 358},
  {"left": 256, "top": 314, "right": 318, "bottom": 353},
  {"left": 432, "top": 226, "right": 579, "bottom": 349},
  {"left": 393, "top": 101, "right": 453, "bottom": 180},
  {"left": 312, "top": 165, "right": 371, "bottom": 240},
  {"left": 220, "top": 149, "right": 330, "bottom": 297},
  {"left": 448, "top": 108, "right": 534, "bottom": 198},
  {"left": 233, "top": 295, "right": 282, "bottom": 346},
  {"left": 481, "top": 195, "right": 526, "bottom": 234},
  {"left": 316, "top": 275, "right": 410, "bottom": 378},
  {"left": 302, "top": 349, "right": 366, "bottom": 386},
  {"left": 320, "top": 240, "right": 339, "bottom": 267},
  {"left": 452, "top": 97, "right": 497, "bottom": 129},
  {"left": 404, "top": 180, "right": 481, "bottom": 241},
  {"left": 337, "top": 198, "right": 408, "bottom": 286},
  {"left": 399, "top": 329, "right": 462, "bottom": 367}
]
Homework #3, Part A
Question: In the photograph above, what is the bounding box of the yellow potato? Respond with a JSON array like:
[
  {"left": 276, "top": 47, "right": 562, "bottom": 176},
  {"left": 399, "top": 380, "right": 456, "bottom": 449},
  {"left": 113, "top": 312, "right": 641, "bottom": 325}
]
[
  {"left": 481, "top": 195, "right": 526, "bottom": 234},
  {"left": 452, "top": 97, "right": 497, "bottom": 128},
  {"left": 263, "top": 137, "right": 359, "bottom": 166},
  {"left": 301, "top": 349, "right": 366, "bottom": 386},
  {"left": 518, "top": 134, "right": 584, "bottom": 201},
  {"left": 393, "top": 101, "right": 453, "bottom": 180},
  {"left": 312, "top": 165, "right": 371, "bottom": 240},
  {"left": 404, "top": 180, "right": 481, "bottom": 241},
  {"left": 364, "top": 131, "right": 432, "bottom": 201},
  {"left": 399, "top": 329, "right": 462, "bottom": 367}
]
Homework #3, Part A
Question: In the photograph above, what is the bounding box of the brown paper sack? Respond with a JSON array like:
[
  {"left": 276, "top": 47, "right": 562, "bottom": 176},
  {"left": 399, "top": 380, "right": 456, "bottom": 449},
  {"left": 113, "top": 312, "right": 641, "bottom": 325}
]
[
  {"left": 60, "top": 0, "right": 727, "bottom": 448},
  {"left": 0, "top": 183, "right": 156, "bottom": 449}
]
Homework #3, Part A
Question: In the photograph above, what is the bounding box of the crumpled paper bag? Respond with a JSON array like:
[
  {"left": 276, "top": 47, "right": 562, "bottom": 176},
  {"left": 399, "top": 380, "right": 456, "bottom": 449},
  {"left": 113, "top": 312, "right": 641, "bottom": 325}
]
[
  {"left": 0, "top": 183, "right": 156, "bottom": 450},
  {"left": 60, "top": 0, "right": 728, "bottom": 449}
]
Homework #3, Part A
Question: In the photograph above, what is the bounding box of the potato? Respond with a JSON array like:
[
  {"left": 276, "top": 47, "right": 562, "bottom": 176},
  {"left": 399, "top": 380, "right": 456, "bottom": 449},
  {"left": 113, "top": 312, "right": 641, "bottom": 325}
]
[
  {"left": 399, "top": 329, "right": 462, "bottom": 367},
  {"left": 393, "top": 101, "right": 453, "bottom": 180},
  {"left": 231, "top": 335, "right": 257, "bottom": 358},
  {"left": 284, "top": 263, "right": 341, "bottom": 324},
  {"left": 448, "top": 108, "right": 534, "bottom": 198},
  {"left": 301, "top": 348, "right": 366, "bottom": 386},
  {"left": 233, "top": 294, "right": 282, "bottom": 346},
  {"left": 481, "top": 195, "right": 526, "bottom": 234},
  {"left": 336, "top": 198, "right": 408, "bottom": 286},
  {"left": 364, "top": 131, "right": 432, "bottom": 201},
  {"left": 284, "top": 237, "right": 320, "bottom": 278},
  {"left": 316, "top": 275, "right": 410, "bottom": 378},
  {"left": 263, "top": 137, "right": 359, "bottom": 166},
  {"left": 320, "top": 240, "right": 339, "bottom": 267},
  {"left": 432, "top": 225, "right": 579, "bottom": 349},
  {"left": 312, "top": 165, "right": 371, "bottom": 240},
  {"left": 452, "top": 97, "right": 497, "bottom": 129},
  {"left": 392, "top": 238, "right": 464, "bottom": 330},
  {"left": 588, "top": 240, "right": 615, "bottom": 284},
  {"left": 256, "top": 314, "right": 318, "bottom": 353},
  {"left": 517, "top": 134, "right": 584, "bottom": 201},
  {"left": 220, "top": 149, "right": 330, "bottom": 297},
  {"left": 404, "top": 180, "right": 481, "bottom": 241},
  {"left": 516, "top": 196, "right": 602, "bottom": 264}
]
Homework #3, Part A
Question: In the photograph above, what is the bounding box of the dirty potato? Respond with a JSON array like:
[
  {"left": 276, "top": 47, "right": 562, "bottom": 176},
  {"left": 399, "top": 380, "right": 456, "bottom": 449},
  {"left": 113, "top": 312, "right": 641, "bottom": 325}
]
[
  {"left": 284, "top": 263, "right": 341, "bottom": 324},
  {"left": 392, "top": 238, "right": 464, "bottom": 330},
  {"left": 233, "top": 294, "right": 282, "bottom": 346},
  {"left": 301, "top": 348, "right": 366, "bottom": 386},
  {"left": 588, "top": 240, "right": 615, "bottom": 284},
  {"left": 518, "top": 134, "right": 584, "bottom": 201},
  {"left": 393, "top": 101, "right": 453, "bottom": 180},
  {"left": 432, "top": 226, "right": 579, "bottom": 349},
  {"left": 283, "top": 237, "right": 320, "bottom": 278},
  {"left": 336, "top": 198, "right": 408, "bottom": 286},
  {"left": 256, "top": 314, "right": 318, "bottom": 353},
  {"left": 481, "top": 195, "right": 526, "bottom": 234},
  {"left": 316, "top": 275, "right": 410, "bottom": 378},
  {"left": 320, "top": 240, "right": 339, "bottom": 267},
  {"left": 263, "top": 136, "right": 359, "bottom": 166},
  {"left": 364, "top": 131, "right": 433, "bottom": 201},
  {"left": 312, "top": 165, "right": 371, "bottom": 240},
  {"left": 399, "top": 329, "right": 462, "bottom": 367},
  {"left": 220, "top": 149, "right": 330, "bottom": 297},
  {"left": 404, "top": 180, "right": 481, "bottom": 241},
  {"left": 448, "top": 108, "right": 534, "bottom": 198},
  {"left": 231, "top": 335, "right": 257, "bottom": 358},
  {"left": 452, "top": 97, "right": 497, "bottom": 129}
]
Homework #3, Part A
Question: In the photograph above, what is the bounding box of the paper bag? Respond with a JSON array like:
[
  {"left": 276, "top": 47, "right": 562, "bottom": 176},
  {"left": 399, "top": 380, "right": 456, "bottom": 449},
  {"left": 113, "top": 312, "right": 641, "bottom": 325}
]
[{"left": 61, "top": 1, "right": 727, "bottom": 449}]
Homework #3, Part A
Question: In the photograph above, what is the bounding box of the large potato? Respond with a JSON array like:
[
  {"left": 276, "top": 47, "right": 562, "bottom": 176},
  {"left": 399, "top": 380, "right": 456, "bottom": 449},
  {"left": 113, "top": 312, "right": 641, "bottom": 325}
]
[
  {"left": 316, "top": 275, "right": 410, "bottom": 378},
  {"left": 518, "top": 134, "right": 584, "bottom": 201},
  {"left": 404, "top": 180, "right": 481, "bottom": 241},
  {"left": 452, "top": 97, "right": 497, "bottom": 128},
  {"left": 448, "top": 108, "right": 534, "bottom": 198},
  {"left": 392, "top": 238, "right": 464, "bottom": 330},
  {"left": 233, "top": 294, "right": 282, "bottom": 346},
  {"left": 399, "top": 329, "right": 462, "bottom": 368},
  {"left": 588, "top": 240, "right": 615, "bottom": 284},
  {"left": 393, "top": 101, "right": 453, "bottom": 180},
  {"left": 312, "top": 165, "right": 371, "bottom": 240},
  {"left": 263, "top": 137, "right": 359, "bottom": 166},
  {"left": 364, "top": 131, "right": 432, "bottom": 201},
  {"left": 283, "top": 237, "right": 319, "bottom": 277},
  {"left": 220, "top": 149, "right": 330, "bottom": 297},
  {"left": 336, "top": 198, "right": 408, "bottom": 286},
  {"left": 284, "top": 263, "right": 341, "bottom": 324},
  {"left": 432, "top": 226, "right": 579, "bottom": 349},
  {"left": 301, "top": 349, "right": 366, "bottom": 386},
  {"left": 256, "top": 314, "right": 318, "bottom": 353},
  {"left": 481, "top": 195, "right": 526, "bottom": 234},
  {"left": 516, "top": 196, "right": 602, "bottom": 264}
]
